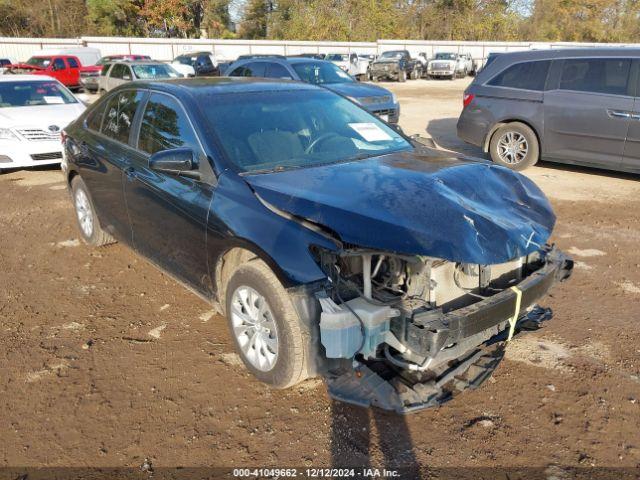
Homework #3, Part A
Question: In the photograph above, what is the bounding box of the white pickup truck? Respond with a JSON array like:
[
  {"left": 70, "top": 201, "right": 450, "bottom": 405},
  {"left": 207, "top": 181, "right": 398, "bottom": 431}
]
[
  {"left": 325, "top": 53, "right": 368, "bottom": 80},
  {"left": 427, "top": 52, "right": 468, "bottom": 79}
]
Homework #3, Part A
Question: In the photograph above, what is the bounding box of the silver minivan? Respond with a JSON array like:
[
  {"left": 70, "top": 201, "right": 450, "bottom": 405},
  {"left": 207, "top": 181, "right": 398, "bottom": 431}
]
[{"left": 457, "top": 48, "right": 640, "bottom": 173}]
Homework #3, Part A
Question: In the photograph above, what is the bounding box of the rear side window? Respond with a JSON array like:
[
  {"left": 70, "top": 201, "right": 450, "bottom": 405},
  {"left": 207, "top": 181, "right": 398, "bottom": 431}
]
[
  {"left": 86, "top": 101, "right": 107, "bottom": 131},
  {"left": 138, "top": 93, "right": 199, "bottom": 155},
  {"left": 265, "top": 63, "right": 293, "bottom": 79},
  {"left": 488, "top": 60, "right": 550, "bottom": 91},
  {"left": 559, "top": 58, "right": 631, "bottom": 96},
  {"left": 102, "top": 90, "right": 144, "bottom": 144},
  {"left": 67, "top": 58, "right": 79, "bottom": 68},
  {"left": 229, "top": 62, "right": 266, "bottom": 77}
]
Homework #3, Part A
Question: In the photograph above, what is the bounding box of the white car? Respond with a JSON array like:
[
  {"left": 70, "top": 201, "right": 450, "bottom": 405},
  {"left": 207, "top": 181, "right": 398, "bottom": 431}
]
[
  {"left": 0, "top": 75, "right": 85, "bottom": 171},
  {"left": 427, "top": 52, "right": 467, "bottom": 79},
  {"left": 325, "top": 53, "right": 362, "bottom": 79},
  {"left": 98, "top": 60, "right": 182, "bottom": 93}
]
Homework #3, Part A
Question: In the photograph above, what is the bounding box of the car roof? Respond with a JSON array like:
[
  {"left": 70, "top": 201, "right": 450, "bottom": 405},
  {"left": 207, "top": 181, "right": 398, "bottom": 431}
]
[
  {"left": 175, "top": 51, "right": 211, "bottom": 56},
  {"left": 127, "top": 77, "right": 320, "bottom": 96},
  {"left": 0, "top": 74, "right": 57, "bottom": 82},
  {"left": 113, "top": 59, "right": 167, "bottom": 65},
  {"left": 492, "top": 47, "right": 640, "bottom": 62}
]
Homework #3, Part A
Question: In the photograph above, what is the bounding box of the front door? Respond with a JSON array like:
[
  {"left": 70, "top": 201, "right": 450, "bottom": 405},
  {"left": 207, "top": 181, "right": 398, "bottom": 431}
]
[
  {"left": 124, "top": 91, "right": 215, "bottom": 296},
  {"left": 544, "top": 57, "right": 634, "bottom": 169}
]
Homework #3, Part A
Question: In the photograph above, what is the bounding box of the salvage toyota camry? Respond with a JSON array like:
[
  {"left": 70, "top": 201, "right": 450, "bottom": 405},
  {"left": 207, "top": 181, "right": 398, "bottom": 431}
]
[{"left": 61, "top": 78, "right": 572, "bottom": 413}]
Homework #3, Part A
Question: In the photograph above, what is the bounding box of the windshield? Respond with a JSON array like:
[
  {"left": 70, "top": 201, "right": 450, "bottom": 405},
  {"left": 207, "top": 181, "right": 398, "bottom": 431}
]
[
  {"left": 0, "top": 81, "right": 77, "bottom": 107},
  {"left": 326, "top": 54, "right": 348, "bottom": 61},
  {"left": 201, "top": 89, "right": 412, "bottom": 174},
  {"left": 174, "top": 55, "right": 195, "bottom": 66},
  {"left": 292, "top": 62, "right": 354, "bottom": 85},
  {"left": 25, "top": 57, "right": 52, "bottom": 68},
  {"left": 380, "top": 51, "right": 403, "bottom": 59},
  {"left": 435, "top": 53, "right": 456, "bottom": 60},
  {"left": 132, "top": 64, "right": 181, "bottom": 79}
]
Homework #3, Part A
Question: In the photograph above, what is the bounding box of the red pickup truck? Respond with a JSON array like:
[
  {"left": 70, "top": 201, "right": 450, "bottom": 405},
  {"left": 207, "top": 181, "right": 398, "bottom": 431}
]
[{"left": 6, "top": 55, "right": 101, "bottom": 89}]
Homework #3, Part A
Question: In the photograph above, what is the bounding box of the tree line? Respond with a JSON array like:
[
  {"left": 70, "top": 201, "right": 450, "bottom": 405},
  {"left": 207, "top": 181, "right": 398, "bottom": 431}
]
[{"left": 2, "top": 0, "right": 640, "bottom": 44}]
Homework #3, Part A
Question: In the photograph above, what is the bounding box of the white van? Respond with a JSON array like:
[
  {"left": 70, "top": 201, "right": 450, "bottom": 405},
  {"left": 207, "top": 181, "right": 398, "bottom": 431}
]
[{"left": 35, "top": 47, "right": 101, "bottom": 67}]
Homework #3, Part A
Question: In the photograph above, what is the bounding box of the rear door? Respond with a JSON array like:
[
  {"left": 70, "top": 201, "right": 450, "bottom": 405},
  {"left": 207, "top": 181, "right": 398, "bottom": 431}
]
[
  {"left": 76, "top": 89, "right": 145, "bottom": 242},
  {"left": 543, "top": 57, "right": 634, "bottom": 168},
  {"left": 66, "top": 57, "right": 80, "bottom": 86},
  {"left": 621, "top": 62, "right": 640, "bottom": 173},
  {"left": 124, "top": 91, "right": 215, "bottom": 296}
]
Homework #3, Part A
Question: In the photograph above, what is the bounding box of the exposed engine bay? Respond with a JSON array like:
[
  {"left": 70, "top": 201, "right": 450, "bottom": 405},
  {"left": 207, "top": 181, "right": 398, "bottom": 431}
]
[{"left": 312, "top": 245, "right": 573, "bottom": 413}]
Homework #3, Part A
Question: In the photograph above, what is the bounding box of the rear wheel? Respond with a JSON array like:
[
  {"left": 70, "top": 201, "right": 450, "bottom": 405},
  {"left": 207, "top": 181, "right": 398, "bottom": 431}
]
[
  {"left": 225, "top": 260, "right": 309, "bottom": 388},
  {"left": 489, "top": 122, "right": 539, "bottom": 171},
  {"left": 71, "top": 176, "right": 115, "bottom": 246}
]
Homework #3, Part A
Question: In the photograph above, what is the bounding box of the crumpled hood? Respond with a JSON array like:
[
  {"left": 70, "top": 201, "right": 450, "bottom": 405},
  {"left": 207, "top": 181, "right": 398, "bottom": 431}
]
[
  {"left": 0, "top": 104, "right": 86, "bottom": 130},
  {"left": 325, "top": 82, "right": 392, "bottom": 99},
  {"left": 243, "top": 151, "right": 556, "bottom": 264}
]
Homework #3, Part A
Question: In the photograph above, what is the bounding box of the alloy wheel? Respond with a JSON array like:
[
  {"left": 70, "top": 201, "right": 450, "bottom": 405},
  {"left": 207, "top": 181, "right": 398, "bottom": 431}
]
[
  {"left": 497, "top": 131, "right": 529, "bottom": 165},
  {"left": 74, "top": 189, "right": 94, "bottom": 238},
  {"left": 230, "top": 286, "right": 279, "bottom": 372}
]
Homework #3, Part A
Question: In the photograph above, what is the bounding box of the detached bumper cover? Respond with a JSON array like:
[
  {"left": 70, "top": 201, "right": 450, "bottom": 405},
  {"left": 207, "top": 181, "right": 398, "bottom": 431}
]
[{"left": 327, "top": 246, "right": 573, "bottom": 414}]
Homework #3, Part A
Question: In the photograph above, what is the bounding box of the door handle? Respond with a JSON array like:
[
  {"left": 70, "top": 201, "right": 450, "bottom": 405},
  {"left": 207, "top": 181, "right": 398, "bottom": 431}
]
[{"left": 607, "top": 109, "right": 631, "bottom": 119}]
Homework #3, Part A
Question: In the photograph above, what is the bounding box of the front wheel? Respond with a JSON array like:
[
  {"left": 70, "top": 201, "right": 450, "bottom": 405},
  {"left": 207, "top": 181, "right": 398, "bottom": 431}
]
[
  {"left": 489, "top": 122, "right": 539, "bottom": 171},
  {"left": 225, "top": 260, "right": 310, "bottom": 388},
  {"left": 398, "top": 70, "right": 407, "bottom": 82}
]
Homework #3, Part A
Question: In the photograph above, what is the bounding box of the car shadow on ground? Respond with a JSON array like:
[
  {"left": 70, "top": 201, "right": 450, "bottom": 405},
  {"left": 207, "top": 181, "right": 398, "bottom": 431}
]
[{"left": 330, "top": 400, "right": 421, "bottom": 475}]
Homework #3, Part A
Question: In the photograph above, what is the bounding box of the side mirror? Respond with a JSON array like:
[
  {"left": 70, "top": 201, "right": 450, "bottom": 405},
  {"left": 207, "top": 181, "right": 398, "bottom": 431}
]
[{"left": 149, "top": 148, "right": 201, "bottom": 180}]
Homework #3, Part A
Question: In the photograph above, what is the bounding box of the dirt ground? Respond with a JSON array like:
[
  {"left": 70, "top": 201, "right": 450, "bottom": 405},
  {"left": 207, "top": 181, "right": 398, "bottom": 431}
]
[{"left": 1, "top": 78, "right": 639, "bottom": 478}]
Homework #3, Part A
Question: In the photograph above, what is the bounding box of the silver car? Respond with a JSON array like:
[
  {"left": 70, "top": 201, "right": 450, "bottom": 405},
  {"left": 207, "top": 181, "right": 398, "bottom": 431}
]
[
  {"left": 457, "top": 48, "right": 640, "bottom": 173},
  {"left": 98, "top": 60, "right": 181, "bottom": 94}
]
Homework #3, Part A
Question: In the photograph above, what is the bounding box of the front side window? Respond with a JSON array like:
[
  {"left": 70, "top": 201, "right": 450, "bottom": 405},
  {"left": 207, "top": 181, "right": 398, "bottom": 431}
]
[
  {"left": 265, "top": 63, "right": 293, "bottom": 79},
  {"left": 138, "top": 93, "right": 199, "bottom": 155},
  {"left": 53, "top": 58, "right": 66, "bottom": 71},
  {"left": 488, "top": 60, "right": 551, "bottom": 91},
  {"left": 559, "top": 58, "right": 631, "bottom": 96},
  {"left": 326, "top": 54, "right": 348, "bottom": 62},
  {"left": 292, "top": 62, "right": 354, "bottom": 85},
  {"left": 102, "top": 90, "right": 144, "bottom": 144},
  {"left": 0, "top": 81, "right": 77, "bottom": 107},
  {"left": 200, "top": 89, "right": 411, "bottom": 173},
  {"left": 110, "top": 64, "right": 125, "bottom": 79}
]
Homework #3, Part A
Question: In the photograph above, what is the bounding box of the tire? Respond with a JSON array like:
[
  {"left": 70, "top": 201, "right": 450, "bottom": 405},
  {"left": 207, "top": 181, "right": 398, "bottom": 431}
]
[
  {"left": 225, "top": 260, "right": 309, "bottom": 389},
  {"left": 71, "top": 176, "right": 115, "bottom": 246},
  {"left": 489, "top": 122, "right": 539, "bottom": 171},
  {"left": 399, "top": 70, "right": 407, "bottom": 82},
  {"left": 372, "top": 75, "right": 379, "bottom": 82}
]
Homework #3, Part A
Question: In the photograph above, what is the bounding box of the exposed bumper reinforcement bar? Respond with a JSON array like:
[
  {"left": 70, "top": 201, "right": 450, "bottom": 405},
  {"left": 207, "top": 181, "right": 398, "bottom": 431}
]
[{"left": 326, "top": 247, "right": 573, "bottom": 414}]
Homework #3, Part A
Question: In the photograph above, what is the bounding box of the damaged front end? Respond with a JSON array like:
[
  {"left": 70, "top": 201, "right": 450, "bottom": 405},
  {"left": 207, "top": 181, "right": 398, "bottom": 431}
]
[{"left": 313, "top": 245, "right": 572, "bottom": 413}]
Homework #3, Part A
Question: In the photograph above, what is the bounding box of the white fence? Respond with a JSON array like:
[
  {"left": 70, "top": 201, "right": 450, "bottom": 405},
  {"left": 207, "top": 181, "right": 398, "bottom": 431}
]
[{"left": 1, "top": 36, "right": 639, "bottom": 63}]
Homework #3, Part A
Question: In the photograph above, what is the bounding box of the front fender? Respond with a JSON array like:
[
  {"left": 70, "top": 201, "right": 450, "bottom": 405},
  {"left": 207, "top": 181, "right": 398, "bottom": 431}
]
[{"left": 207, "top": 171, "right": 338, "bottom": 289}]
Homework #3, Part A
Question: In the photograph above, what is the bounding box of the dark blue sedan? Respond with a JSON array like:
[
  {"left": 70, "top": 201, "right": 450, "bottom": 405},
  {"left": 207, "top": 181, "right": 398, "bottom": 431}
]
[
  {"left": 225, "top": 57, "right": 400, "bottom": 123},
  {"left": 61, "top": 78, "right": 571, "bottom": 413}
]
